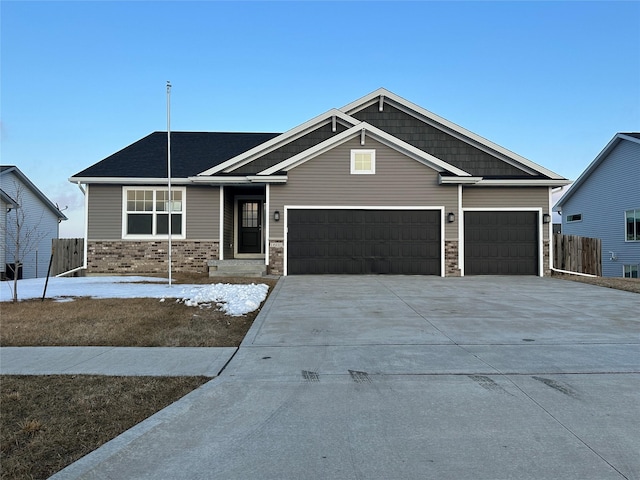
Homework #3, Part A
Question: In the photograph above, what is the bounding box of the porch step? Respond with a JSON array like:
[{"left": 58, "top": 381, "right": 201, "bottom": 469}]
[{"left": 207, "top": 259, "right": 266, "bottom": 278}]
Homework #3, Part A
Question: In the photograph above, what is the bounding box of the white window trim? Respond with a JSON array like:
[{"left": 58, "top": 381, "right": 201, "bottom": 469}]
[
  {"left": 625, "top": 208, "right": 639, "bottom": 242},
  {"left": 122, "top": 186, "right": 186, "bottom": 240},
  {"left": 350, "top": 149, "right": 376, "bottom": 175},
  {"left": 623, "top": 264, "right": 639, "bottom": 278}
]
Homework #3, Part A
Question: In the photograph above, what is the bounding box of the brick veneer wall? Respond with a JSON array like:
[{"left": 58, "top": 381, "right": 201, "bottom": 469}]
[
  {"left": 268, "top": 243, "right": 284, "bottom": 276},
  {"left": 444, "top": 240, "right": 461, "bottom": 277},
  {"left": 87, "top": 240, "right": 219, "bottom": 275}
]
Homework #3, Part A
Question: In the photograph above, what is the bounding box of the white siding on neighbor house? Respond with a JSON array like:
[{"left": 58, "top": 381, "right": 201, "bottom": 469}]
[
  {"left": 1, "top": 172, "right": 60, "bottom": 279},
  {"left": 561, "top": 140, "right": 640, "bottom": 277},
  {"left": 0, "top": 200, "right": 6, "bottom": 274},
  {"left": 269, "top": 137, "right": 459, "bottom": 240}
]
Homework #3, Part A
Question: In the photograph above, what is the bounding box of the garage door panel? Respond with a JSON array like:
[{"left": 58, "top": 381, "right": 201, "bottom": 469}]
[
  {"left": 464, "top": 211, "right": 538, "bottom": 275},
  {"left": 288, "top": 209, "right": 440, "bottom": 275}
]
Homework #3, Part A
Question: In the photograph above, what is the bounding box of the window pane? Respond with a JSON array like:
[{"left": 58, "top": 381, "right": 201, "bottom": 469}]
[
  {"left": 242, "top": 202, "right": 258, "bottom": 228},
  {"left": 127, "top": 214, "right": 152, "bottom": 234},
  {"left": 627, "top": 210, "right": 636, "bottom": 241},
  {"left": 156, "top": 191, "right": 168, "bottom": 212},
  {"left": 157, "top": 214, "right": 182, "bottom": 234},
  {"left": 636, "top": 210, "right": 640, "bottom": 241}
]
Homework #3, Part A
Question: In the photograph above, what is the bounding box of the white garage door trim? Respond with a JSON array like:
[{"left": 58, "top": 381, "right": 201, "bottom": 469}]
[
  {"left": 461, "top": 207, "right": 544, "bottom": 277},
  {"left": 284, "top": 205, "right": 445, "bottom": 276}
]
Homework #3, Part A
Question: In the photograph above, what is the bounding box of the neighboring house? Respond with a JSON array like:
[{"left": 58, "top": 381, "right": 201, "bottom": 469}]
[
  {"left": 69, "top": 88, "right": 568, "bottom": 277},
  {"left": 554, "top": 133, "right": 640, "bottom": 278},
  {"left": 0, "top": 166, "right": 68, "bottom": 279}
]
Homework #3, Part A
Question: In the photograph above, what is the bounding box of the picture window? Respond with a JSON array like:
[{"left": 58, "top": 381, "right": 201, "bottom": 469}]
[
  {"left": 123, "top": 187, "right": 185, "bottom": 238},
  {"left": 566, "top": 214, "right": 582, "bottom": 223}
]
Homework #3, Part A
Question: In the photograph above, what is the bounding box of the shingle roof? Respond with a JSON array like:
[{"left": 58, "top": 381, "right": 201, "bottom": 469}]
[{"left": 71, "top": 132, "right": 281, "bottom": 179}]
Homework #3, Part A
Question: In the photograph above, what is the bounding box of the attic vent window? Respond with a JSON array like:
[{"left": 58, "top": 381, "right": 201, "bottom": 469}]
[
  {"left": 351, "top": 149, "right": 375, "bottom": 175},
  {"left": 566, "top": 213, "right": 582, "bottom": 223}
]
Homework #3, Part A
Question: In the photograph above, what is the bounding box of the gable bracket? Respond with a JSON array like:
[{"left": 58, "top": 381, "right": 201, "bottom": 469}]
[
  {"left": 332, "top": 115, "right": 336, "bottom": 132},
  {"left": 361, "top": 129, "right": 366, "bottom": 145},
  {"left": 379, "top": 95, "right": 384, "bottom": 112}
]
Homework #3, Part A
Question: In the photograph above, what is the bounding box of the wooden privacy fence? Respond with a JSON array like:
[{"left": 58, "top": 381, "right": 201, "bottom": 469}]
[
  {"left": 553, "top": 234, "right": 601, "bottom": 276},
  {"left": 51, "top": 238, "right": 85, "bottom": 276}
]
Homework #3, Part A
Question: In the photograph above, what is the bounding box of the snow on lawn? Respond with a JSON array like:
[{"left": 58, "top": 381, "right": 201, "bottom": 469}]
[{"left": 0, "top": 276, "right": 269, "bottom": 316}]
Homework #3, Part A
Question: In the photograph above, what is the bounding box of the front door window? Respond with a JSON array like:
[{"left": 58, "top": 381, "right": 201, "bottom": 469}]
[{"left": 238, "top": 200, "right": 262, "bottom": 254}]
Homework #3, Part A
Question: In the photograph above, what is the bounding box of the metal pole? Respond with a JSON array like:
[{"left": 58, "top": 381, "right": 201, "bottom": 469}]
[{"left": 167, "top": 81, "right": 172, "bottom": 287}]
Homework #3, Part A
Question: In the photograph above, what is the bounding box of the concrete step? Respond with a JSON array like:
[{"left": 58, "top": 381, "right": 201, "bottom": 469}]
[{"left": 208, "top": 259, "right": 266, "bottom": 278}]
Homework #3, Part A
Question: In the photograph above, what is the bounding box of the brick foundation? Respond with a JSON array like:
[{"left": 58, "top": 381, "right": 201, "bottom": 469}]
[
  {"left": 268, "top": 242, "right": 284, "bottom": 276},
  {"left": 445, "top": 240, "right": 461, "bottom": 277},
  {"left": 87, "top": 240, "right": 219, "bottom": 275}
]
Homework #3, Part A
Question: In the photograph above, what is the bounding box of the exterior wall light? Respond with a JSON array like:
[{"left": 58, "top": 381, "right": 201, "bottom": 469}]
[
  {"left": 543, "top": 213, "right": 551, "bottom": 224},
  {"left": 274, "top": 210, "right": 280, "bottom": 222},
  {"left": 447, "top": 212, "right": 455, "bottom": 223}
]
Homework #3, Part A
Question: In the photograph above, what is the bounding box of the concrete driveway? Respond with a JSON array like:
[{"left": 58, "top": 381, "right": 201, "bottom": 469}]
[{"left": 54, "top": 276, "right": 640, "bottom": 480}]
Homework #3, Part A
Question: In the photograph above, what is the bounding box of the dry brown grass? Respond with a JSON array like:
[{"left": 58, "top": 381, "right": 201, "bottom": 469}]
[
  {"left": 1, "top": 275, "right": 278, "bottom": 347},
  {"left": 1, "top": 375, "right": 209, "bottom": 480},
  {"left": 553, "top": 273, "right": 640, "bottom": 294}
]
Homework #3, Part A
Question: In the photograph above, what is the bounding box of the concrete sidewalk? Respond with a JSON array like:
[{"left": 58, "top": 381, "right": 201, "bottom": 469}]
[
  {"left": 0, "top": 347, "right": 236, "bottom": 377},
  {"left": 39, "top": 276, "right": 640, "bottom": 479}
]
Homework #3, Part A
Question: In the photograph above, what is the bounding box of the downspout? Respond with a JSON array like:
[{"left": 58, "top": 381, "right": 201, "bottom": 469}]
[{"left": 55, "top": 182, "right": 88, "bottom": 277}]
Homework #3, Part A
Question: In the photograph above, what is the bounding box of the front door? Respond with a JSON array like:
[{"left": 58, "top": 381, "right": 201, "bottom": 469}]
[{"left": 238, "top": 200, "right": 263, "bottom": 254}]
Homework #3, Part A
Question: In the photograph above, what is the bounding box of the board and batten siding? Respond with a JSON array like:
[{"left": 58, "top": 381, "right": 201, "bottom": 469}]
[
  {"left": 269, "top": 137, "right": 459, "bottom": 239},
  {"left": 561, "top": 139, "right": 640, "bottom": 277},
  {"left": 463, "top": 187, "right": 550, "bottom": 240},
  {"left": 87, "top": 184, "right": 220, "bottom": 241}
]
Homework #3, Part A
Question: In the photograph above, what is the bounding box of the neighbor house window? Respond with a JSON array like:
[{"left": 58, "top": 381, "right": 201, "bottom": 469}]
[
  {"left": 625, "top": 209, "right": 639, "bottom": 241},
  {"left": 566, "top": 213, "right": 582, "bottom": 223},
  {"left": 123, "top": 187, "right": 185, "bottom": 238},
  {"left": 351, "top": 149, "right": 375, "bottom": 174},
  {"left": 624, "top": 264, "right": 639, "bottom": 278}
]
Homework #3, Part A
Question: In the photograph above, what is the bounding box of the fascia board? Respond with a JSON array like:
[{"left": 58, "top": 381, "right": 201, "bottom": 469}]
[
  {"left": 196, "top": 109, "right": 358, "bottom": 176},
  {"left": 342, "top": 88, "right": 567, "bottom": 180},
  {"left": 247, "top": 175, "right": 287, "bottom": 184},
  {"left": 68, "top": 177, "right": 192, "bottom": 185},
  {"left": 473, "top": 179, "right": 571, "bottom": 187},
  {"left": 3, "top": 166, "right": 67, "bottom": 219},
  {"left": 0, "top": 189, "right": 19, "bottom": 207},
  {"left": 259, "top": 122, "right": 473, "bottom": 177},
  {"left": 439, "top": 175, "right": 483, "bottom": 185},
  {"left": 554, "top": 133, "right": 634, "bottom": 209},
  {"left": 188, "top": 176, "right": 251, "bottom": 184}
]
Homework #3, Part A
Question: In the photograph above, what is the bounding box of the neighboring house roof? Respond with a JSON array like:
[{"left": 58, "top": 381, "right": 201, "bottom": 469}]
[
  {"left": 0, "top": 166, "right": 67, "bottom": 220},
  {"left": 553, "top": 133, "right": 640, "bottom": 211},
  {"left": 70, "top": 89, "right": 569, "bottom": 187}
]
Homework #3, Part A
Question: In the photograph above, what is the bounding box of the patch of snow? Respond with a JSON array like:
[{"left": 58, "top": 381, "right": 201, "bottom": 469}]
[{"left": 0, "top": 276, "right": 269, "bottom": 316}]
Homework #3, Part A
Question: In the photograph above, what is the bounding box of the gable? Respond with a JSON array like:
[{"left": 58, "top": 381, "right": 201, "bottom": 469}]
[
  {"left": 230, "top": 121, "right": 350, "bottom": 175},
  {"left": 351, "top": 102, "right": 533, "bottom": 178}
]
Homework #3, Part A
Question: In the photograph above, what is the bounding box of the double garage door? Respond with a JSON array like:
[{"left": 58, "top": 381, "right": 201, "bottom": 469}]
[
  {"left": 286, "top": 209, "right": 539, "bottom": 275},
  {"left": 287, "top": 209, "right": 441, "bottom": 275}
]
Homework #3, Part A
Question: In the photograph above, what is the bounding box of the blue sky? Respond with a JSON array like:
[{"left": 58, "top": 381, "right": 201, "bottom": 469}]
[{"left": 2, "top": 1, "right": 639, "bottom": 237}]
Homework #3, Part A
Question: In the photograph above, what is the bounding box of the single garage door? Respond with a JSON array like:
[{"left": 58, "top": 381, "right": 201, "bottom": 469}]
[
  {"left": 287, "top": 209, "right": 440, "bottom": 275},
  {"left": 464, "top": 211, "right": 538, "bottom": 275}
]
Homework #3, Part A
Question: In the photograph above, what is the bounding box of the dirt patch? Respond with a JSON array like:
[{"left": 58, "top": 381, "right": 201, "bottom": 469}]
[{"left": 552, "top": 273, "right": 640, "bottom": 294}]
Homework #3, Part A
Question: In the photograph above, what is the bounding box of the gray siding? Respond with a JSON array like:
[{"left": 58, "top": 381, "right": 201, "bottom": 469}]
[
  {"left": 463, "top": 187, "right": 550, "bottom": 240},
  {"left": 88, "top": 185, "right": 219, "bottom": 241},
  {"left": 270, "top": 137, "right": 459, "bottom": 240},
  {"left": 0, "top": 201, "right": 6, "bottom": 273},
  {"left": 1, "top": 171, "right": 60, "bottom": 278},
  {"left": 186, "top": 186, "right": 219, "bottom": 239},
  {"left": 561, "top": 140, "right": 640, "bottom": 277},
  {"left": 87, "top": 185, "right": 122, "bottom": 240}
]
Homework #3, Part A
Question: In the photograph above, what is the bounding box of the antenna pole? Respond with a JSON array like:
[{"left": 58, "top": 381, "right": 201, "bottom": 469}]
[{"left": 167, "top": 81, "right": 172, "bottom": 287}]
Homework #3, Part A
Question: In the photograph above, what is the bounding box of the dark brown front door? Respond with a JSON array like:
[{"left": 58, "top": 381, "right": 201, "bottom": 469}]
[{"left": 238, "top": 200, "right": 262, "bottom": 254}]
